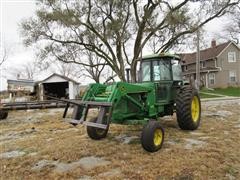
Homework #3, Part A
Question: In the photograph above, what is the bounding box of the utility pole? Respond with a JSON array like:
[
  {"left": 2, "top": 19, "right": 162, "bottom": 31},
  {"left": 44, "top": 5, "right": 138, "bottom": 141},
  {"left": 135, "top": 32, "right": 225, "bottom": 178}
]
[{"left": 196, "top": 28, "right": 200, "bottom": 91}]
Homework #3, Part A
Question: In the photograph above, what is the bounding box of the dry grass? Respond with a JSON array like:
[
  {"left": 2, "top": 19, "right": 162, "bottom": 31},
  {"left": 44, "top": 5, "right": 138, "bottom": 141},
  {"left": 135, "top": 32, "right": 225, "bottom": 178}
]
[{"left": 0, "top": 100, "right": 240, "bottom": 180}]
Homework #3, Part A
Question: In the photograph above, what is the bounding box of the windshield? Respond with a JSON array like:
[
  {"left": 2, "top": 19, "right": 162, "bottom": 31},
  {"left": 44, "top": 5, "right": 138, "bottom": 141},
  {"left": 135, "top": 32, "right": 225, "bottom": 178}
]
[
  {"left": 141, "top": 59, "right": 171, "bottom": 82},
  {"left": 152, "top": 60, "right": 171, "bottom": 81},
  {"left": 140, "top": 58, "right": 182, "bottom": 82}
]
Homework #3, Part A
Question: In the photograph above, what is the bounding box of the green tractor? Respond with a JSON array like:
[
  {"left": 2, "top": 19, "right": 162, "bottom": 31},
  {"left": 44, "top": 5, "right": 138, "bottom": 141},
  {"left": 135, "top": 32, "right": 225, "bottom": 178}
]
[{"left": 64, "top": 53, "right": 201, "bottom": 152}]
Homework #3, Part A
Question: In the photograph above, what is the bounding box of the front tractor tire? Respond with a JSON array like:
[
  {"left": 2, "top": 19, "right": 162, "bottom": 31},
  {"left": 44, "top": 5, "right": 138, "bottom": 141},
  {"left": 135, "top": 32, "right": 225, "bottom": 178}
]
[
  {"left": 176, "top": 86, "right": 201, "bottom": 130},
  {"left": 141, "top": 121, "right": 164, "bottom": 152},
  {"left": 0, "top": 110, "right": 8, "bottom": 120},
  {"left": 86, "top": 117, "right": 109, "bottom": 140}
]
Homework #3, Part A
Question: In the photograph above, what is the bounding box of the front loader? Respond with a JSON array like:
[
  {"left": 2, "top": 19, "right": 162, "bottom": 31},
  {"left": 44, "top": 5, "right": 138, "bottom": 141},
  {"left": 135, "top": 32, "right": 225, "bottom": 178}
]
[{"left": 63, "top": 53, "right": 201, "bottom": 152}]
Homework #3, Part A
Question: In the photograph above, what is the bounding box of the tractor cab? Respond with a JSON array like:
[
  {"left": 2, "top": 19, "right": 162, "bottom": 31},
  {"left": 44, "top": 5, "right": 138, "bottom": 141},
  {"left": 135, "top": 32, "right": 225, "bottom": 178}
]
[
  {"left": 139, "top": 53, "right": 182, "bottom": 82},
  {"left": 139, "top": 53, "right": 183, "bottom": 103}
]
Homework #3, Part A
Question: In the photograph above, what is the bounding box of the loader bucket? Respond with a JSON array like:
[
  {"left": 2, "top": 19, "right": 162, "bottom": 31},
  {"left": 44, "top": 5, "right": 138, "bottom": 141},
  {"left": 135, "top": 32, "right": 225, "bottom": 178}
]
[{"left": 63, "top": 100, "right": 112, "bottom": 129}]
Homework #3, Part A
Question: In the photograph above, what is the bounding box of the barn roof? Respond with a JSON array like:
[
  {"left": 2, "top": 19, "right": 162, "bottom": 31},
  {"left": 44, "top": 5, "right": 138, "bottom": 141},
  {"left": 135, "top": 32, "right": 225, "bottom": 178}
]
[
  {"left": 7, "top": 79, "right": 35, "bottom": 86},
  {"left": 40, "top": 73, "right": 80, "bottom": 84}
]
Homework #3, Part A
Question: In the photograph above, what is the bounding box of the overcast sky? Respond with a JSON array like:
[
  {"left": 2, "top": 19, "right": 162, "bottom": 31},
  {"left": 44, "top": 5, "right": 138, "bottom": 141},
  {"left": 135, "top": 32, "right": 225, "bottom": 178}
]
[
  {"left": 1, "top": 0, "right": 36, "bottom": 62},
  {"left": 0, "top": 0, "right": 230, "bottom": 91}
]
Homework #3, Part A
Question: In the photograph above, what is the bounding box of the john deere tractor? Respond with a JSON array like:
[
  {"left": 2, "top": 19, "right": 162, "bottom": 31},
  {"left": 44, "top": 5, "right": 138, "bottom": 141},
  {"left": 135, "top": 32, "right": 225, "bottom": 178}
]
[{"left": 63, "top": 53, "right": 201, "bottom": 152}]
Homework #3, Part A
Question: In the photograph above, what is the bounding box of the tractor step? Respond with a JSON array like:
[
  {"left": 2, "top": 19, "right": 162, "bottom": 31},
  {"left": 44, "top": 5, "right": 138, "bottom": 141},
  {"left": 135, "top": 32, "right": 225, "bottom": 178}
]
[
  {"left": 65, "top": 118, "right": 84, "bottom": 126},
  {"left": 83, "top": 121, "right": 108, "bottom": 129},
  {"left": 65, "top": 118, "right": 108, "bottom": 129}
]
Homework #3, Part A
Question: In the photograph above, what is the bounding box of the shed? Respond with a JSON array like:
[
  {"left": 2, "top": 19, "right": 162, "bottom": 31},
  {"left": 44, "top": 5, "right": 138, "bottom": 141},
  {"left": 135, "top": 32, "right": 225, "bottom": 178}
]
[{"left": 38, "top": 73, "right": 80, "bottom": 100}]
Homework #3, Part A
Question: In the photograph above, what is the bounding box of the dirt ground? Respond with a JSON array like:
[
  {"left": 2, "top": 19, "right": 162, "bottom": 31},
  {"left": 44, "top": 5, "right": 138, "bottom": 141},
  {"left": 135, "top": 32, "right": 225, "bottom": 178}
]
[{"left": 0, "top": 99, "right": 240, "bottom": 180}]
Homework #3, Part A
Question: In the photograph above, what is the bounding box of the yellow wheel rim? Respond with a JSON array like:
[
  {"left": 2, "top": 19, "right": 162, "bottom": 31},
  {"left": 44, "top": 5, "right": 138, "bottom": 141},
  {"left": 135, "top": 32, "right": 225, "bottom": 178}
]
[
  {"left": 153, "top": 129, "right": 163, "bottom": 146},
  {"left": 191, "top": 96, "right": 200, "bottom": 122}
]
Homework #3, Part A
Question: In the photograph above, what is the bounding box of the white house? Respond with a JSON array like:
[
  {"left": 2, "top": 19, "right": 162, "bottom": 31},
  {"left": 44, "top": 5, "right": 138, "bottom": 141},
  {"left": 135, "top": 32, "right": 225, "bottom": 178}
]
[{"left": 7, "top": 79, "right": 35, "bottom": 92}]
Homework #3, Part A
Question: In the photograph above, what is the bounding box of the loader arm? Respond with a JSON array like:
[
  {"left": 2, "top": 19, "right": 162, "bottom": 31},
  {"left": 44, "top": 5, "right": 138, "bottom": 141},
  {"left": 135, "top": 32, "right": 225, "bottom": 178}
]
[{"left": 62, "top": 82, "right": 155, "bottom": 127}]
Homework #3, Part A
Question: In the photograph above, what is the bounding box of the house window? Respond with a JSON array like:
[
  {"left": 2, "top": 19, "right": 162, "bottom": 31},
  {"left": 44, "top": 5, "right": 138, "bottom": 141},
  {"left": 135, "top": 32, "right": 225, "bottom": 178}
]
[
  {"left": 201, "top": 61, "right": 206, "bottom": 68},
  {"left": 228, "top": 52, "right": 236, "bottom": 62},
  {"left": 209, "top": 73, "right": 215, "bottom": 85},
  {"left": 184, "top": 65, "right": 188, "bottom": 71},
  {"left": 229, "top": 70, "right": 236, "bottom": 82}
]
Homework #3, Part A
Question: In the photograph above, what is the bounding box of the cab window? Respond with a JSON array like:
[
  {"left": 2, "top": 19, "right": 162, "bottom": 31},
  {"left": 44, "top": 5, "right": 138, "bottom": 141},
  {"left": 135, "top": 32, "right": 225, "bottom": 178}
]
[
  {"left": 171, "top": 60, "right": 182, "bottom": 81},
  {"left": 142, "top": 61, "right": 151, "bottom": 81},
  {"left": 153, "top": 61, "right": 161, "bottom": 81},
  {"left": 153, "top": 60, "right": 171, "bottom": 81}
]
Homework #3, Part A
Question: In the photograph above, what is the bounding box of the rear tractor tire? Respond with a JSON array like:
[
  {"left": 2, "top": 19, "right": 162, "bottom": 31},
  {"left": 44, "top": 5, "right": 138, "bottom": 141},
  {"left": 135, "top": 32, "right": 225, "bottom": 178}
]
[
  {"left": 141, "top": 121, "right": 164, "bottom": 152},
  {"left": 176, "top": 86, "right": 201, "bottom": 130},
  {"left": 86, "top": 117, "right": 109, "bottom": 140}
]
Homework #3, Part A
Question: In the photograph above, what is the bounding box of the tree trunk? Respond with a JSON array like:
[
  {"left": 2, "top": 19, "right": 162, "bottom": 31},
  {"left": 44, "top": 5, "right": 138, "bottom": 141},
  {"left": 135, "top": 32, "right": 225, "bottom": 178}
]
[
  {"left": 130, "top": 57, "right": 138, "bottom": 83},
  {"left": 130, "top": 65, "right": 137, "bottom": 83},
  {"left": 119, "top": 71, "right": 126, "bottom": 82},
  {"left": 115, "top": 67, "right": 126, "bottom": 82},
  {"left": 94, "top": 78, "right": 100, "bottom": 83}
]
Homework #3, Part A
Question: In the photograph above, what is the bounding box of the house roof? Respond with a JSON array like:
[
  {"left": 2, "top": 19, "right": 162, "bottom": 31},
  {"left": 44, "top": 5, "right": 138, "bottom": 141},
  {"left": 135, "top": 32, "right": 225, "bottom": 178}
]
[
  {"left": 7, "top": 79, "right": 35, "bottom": 86},
  {"left": 40, "top": 73, "right": 80, "bottom": 84},
  {"left": 180, "top": 41, "right": 235, "bottom": 64}
]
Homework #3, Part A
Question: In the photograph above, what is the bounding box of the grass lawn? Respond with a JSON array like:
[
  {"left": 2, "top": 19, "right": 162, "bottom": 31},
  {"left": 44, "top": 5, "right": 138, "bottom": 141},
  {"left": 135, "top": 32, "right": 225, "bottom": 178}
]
[
  {"left": 1, "top": 101, "right": 240, "bottom": 179},
  {"left": 199, "top": 93, "right": 221, "bottom": 99},
  {"left": 200, "top": 87, "right": 240, "bottom": 97}
]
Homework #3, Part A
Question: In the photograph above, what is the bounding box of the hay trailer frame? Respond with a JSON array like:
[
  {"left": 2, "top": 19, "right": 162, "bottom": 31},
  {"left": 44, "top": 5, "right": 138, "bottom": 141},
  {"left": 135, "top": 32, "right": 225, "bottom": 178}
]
[{"left": 0, "top": 100, "right": 66, "bottom": 120}]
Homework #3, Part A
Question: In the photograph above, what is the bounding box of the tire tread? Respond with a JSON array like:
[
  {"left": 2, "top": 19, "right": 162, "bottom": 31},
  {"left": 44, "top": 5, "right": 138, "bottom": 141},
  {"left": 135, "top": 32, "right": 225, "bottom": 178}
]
[{"left": 176, "top": 86, "right": 201, "bottom": 130}]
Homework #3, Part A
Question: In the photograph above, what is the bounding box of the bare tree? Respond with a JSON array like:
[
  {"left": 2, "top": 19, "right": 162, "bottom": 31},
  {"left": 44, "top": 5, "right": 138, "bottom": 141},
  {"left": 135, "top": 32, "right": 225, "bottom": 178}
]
[
  {"left": 0, "top": 47, "right": 9, "bottom": 67},
  {"left": 220, "top": 4, "right": 240, "bottom": 44},
  {"left": 21, "top": 0, "right": 239, "bottom": 82},
  {"left": 81, "top": 51, "right": 107, "bottom": 83},
  {"left": 9, "top": 61, "right": 39, "bottom": 80},
  {"left": 51, "top": 61, "right": 80, "bottom": 78},
  {"left": 36, "top": 46, "right": 106, "bottom": 83}
]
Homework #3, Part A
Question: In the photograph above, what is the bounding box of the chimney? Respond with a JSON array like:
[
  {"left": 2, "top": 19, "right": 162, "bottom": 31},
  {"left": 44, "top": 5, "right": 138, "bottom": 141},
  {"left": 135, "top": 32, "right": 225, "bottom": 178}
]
[{"left": 211, "top": 39, "right": 216, "bottom": 48}]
